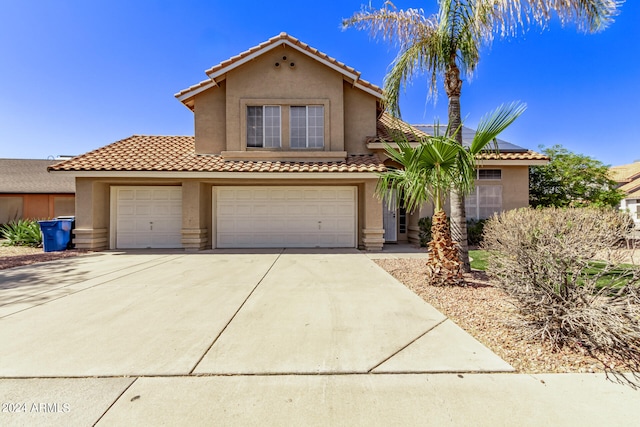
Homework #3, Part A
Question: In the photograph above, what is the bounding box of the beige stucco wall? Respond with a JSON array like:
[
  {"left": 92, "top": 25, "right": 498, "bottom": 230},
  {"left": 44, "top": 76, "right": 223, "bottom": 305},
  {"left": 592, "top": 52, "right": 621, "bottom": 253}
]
[
  {"left": 479, "top": 166, "right": 529, "bottom": 211},
  {"left": 194, "top": 81, "right": 226, "bottom": 154},
  {"left": 192, "top": 46, "right": 380, "bottom": 156},
  {"left": 71, "top": 176, "right": 384, "bottom": 251},
  {"left": 343, "top": 82, "right": 377, "bottom": 154},
  {"left": 224, "top": 46, "right": 344, "bottom": 152}
]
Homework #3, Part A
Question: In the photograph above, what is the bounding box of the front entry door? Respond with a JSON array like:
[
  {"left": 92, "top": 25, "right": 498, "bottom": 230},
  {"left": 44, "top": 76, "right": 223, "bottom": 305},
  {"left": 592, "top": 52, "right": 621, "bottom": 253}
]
[{"left": 383, "top": 193, "right": 397, "bottom": 243}]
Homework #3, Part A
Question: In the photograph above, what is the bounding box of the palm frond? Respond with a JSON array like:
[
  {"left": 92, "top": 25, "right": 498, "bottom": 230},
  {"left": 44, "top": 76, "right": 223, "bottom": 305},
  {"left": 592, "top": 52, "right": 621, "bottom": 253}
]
[
  {"left": 383, "top": 36, "right": 444, "bottom": 116},
  {"left": 477, "top": 0, "right": 622, "bottom": 35},
  {"left": 469, "top": 102, "right": 527, "bottom": 154},
  {"left": 342, "top": 3, "right": 438, "bottom": 49}
]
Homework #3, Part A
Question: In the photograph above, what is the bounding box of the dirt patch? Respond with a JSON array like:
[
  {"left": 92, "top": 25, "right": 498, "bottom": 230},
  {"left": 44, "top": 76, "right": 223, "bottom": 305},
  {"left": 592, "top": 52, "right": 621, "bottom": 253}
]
[
  {"left": 0, "top": 245, "right": 88, "bottom": 270},
  {"left": 375, "top": 258, "right": 622, "bottom": 374}
]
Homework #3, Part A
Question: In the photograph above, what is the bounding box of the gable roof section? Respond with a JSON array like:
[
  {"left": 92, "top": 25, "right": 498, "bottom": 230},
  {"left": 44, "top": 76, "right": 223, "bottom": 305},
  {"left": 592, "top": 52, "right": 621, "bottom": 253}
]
[
  {"left": 610, "top": 162, "right": 640, "bottom": 183},
  {"left": 611, "top": 162, "right": 640, "bottom": 197},
  {"left": 0, "top": 159, "right": 75, "bottom": 193},
  {"left": 369, "top": 113, "right": 548, "bottom": 162},
  {"left": 48, "top": 136, "right": 386, "bottom": 174},
  {"left": 175, "top": 33, "right": 383, "bottom": 108}
]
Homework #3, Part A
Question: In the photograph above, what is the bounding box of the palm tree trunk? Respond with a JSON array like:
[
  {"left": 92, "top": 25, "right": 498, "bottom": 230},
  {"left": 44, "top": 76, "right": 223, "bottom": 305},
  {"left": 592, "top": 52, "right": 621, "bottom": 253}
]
[
  {"left": 444, "top": 62, "right": 471, "bottom": 273},
  {"left": 427, "top": 210, "right": 463, "bottom": 286}
]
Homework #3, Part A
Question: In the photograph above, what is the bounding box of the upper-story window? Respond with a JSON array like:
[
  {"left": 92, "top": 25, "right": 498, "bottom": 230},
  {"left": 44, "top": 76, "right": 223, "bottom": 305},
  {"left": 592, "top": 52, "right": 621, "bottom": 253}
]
[
  {"left": 247, "top": 106, "right": 281, "bottom": 148},
  {"left": 290, "top": 106, "right": 324, "bottom": 149},
  {"left": 478, "top": 169, "right": 501, "bottom": 180}
]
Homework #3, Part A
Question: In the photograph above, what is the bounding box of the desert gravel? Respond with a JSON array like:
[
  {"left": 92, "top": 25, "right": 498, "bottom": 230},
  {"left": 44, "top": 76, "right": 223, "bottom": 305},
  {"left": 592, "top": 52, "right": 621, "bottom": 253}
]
[
  {"left": 375, "top": 258, "right": 623, "bottom": 374},
  {"left": 0, "top": 245, "right": 86, "bottom": 270}
]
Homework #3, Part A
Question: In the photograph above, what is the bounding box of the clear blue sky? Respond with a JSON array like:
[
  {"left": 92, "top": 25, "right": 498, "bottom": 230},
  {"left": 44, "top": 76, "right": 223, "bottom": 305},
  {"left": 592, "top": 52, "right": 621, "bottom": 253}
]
[{"left": 1, "top": 0, "right": 638, "bottom": 166}]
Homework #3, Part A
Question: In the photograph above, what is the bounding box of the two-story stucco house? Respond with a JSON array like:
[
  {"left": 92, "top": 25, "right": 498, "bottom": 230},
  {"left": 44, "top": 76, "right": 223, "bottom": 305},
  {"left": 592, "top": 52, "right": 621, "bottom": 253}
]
[{"left": 49, "top": 33, "right": 547, "bottom": 251}]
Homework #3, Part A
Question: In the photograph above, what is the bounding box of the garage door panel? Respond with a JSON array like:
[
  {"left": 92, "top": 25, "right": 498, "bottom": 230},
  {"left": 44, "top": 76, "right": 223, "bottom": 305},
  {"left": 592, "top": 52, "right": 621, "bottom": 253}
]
[
  {"left": 216, "top": 186, "right": 356, "bottom": 248},
  {"left": 115, "top": 186, "right": 182, "bottom": 249}
]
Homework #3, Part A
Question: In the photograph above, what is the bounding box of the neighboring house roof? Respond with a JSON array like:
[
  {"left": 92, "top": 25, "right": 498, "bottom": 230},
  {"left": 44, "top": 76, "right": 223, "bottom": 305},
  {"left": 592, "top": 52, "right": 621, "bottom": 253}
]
[
  {"left": 175, "top": 32, "right": 383, "bottom": 109},
  {"left": 0, "top": 159, "right": 75, "bottom": 193},
  {"left": 370, "top": 113, "right": 548, "bottom": 162},
  {"left": 610, "top": 161, "right": 640, "bottom": 197},
  {"left": 48, "top": 136, "right": 386, "bottom": 173}
]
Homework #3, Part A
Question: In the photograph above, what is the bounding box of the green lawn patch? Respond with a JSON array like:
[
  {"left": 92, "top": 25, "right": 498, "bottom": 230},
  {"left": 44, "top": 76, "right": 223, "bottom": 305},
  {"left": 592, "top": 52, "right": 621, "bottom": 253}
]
[{"left": 469, "top": 249, "right": 488, "bottom": 271}]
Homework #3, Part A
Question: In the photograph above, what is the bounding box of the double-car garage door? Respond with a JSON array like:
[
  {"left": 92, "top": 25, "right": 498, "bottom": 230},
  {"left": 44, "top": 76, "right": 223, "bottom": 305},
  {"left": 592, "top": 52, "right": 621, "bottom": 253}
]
[
  {"left": 216, "top": 186, "right": 357, "bottom": 248},
  {"left": 113, "top": 186, "right": 357, "bottom": 249}
]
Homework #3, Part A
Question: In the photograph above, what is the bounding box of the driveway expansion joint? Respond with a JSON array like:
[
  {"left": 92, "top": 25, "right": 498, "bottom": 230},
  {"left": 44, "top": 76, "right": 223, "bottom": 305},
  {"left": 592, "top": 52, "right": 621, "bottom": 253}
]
[
  {"left": 188, "top": 249, "right": 285, "bottom": 375},
  {"left": 366, "top": 318, "right": 448, "bottom": 373}
]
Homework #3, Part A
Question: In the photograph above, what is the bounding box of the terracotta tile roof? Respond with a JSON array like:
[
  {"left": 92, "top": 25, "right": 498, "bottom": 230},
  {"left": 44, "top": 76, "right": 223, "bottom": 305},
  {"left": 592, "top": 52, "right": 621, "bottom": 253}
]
[
  {"left": 620, "top": 179, "right": 640, "bottom": 194},
  {"left": 473, "top": 151, "right": 549, "bottom": 161},
  {"left": 610, "top": 162, "right": 640, "bottom": 183},
  {"left": 627, "top": 188, "right": 640, "bottom": 199},
  {"left": 610, "top": 162, "right": 640, "bottom": 199},
  {"left": 1, "top": 159, "right": 75, "bottom": 193},
  {"left": 175, "top": 33, "right": 383, "bottom": 102},
  {"left": 48, "top": 136, "right": 386, "bottom": 173},
  {"left": 371, "top": 112, "right": 430, "bottom": 143},
  {"left": 370, "top": 113, "right": 548, "bottom": 162}
]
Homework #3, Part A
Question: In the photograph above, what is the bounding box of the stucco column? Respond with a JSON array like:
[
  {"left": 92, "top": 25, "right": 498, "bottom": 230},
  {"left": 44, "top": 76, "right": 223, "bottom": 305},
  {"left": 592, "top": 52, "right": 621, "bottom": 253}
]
[
  {"left": 360, "top": 179, "right": 384, "bottom": 251},
  {"left": 73, "top": 178, "right": 109, "bottom": 250},
  {"left": 181, "top": 181, "right": 209, "bottom": 250}
]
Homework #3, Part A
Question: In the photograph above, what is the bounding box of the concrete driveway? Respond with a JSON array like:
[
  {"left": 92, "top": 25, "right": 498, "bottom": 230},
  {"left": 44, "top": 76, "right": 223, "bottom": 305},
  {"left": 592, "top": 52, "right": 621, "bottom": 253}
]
[
  {"left": 0, "top": 250, "right": 637, "bottom": 426},
  {"left": 0, "top": 250, "right": 508, "bottom": 377}
]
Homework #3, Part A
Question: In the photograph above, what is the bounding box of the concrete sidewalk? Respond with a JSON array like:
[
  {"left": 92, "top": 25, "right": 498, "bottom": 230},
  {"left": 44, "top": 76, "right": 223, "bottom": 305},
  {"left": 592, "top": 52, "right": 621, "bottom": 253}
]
[{"left": 0, "top": 248, "right": 638, "bottom": 426}]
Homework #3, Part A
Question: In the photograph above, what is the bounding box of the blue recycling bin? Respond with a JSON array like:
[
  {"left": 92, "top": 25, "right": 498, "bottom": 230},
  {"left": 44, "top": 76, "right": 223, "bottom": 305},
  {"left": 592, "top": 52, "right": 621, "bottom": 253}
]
[{"left": 38, "top": 218, "right": 74, "bottom": 252}]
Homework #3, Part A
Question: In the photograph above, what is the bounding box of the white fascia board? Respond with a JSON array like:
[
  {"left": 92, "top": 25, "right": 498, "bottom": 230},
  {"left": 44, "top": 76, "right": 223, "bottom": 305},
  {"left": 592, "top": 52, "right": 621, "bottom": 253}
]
[
  {"left": 353, "top": 82, "right": 383, "bottom": 99},
  {"left": 175, "top": 80, "right": 217, "bottom": 102},
  {"left": 50, "top": 171, "right": 380, "bottom": 179}
]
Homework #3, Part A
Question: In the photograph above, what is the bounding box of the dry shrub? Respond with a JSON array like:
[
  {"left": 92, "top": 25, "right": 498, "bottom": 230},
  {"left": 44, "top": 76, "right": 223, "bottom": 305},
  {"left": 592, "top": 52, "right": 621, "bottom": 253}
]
[{"left": 482, "top": 207, "right": 640, "bottom": 387}]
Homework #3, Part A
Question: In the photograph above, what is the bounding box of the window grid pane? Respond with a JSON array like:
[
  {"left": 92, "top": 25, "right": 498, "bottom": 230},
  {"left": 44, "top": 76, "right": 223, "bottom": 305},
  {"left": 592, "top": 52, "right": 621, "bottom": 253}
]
[
  {"left": 308, "top": 106, "right": 324, "bottom": 149},
  {"left": 290, "top": 106, "right": 306, "bottom": 148},
  {"left": 247, "top": 106, "right": 263, "bottom": 147},
  {"left": 478, "top": 169, "right": 502, "bottom": 180},
  {"left": 477, "top": 185, "right": 502, "bottom": 219},
  {"left": 263, "top": 106, "right": 281, "bottom": 148}
]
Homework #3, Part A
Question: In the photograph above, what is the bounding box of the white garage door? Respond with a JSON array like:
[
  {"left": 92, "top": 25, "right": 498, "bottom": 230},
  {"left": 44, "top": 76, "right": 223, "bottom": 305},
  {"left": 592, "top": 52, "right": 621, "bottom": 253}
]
[
  {"left": 216, "top": 186, "right": 356, "bottom": 248},
  {"left": 114, "top": 186, "right": 182, "bottom": 249}
]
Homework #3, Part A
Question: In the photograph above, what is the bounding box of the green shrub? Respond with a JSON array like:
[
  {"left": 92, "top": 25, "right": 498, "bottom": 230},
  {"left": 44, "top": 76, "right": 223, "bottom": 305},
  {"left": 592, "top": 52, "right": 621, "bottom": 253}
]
[
  {"left": 418, "top": 217, "right": 433, "bottom": 247},
  {"left": 418, "top": 216, "right": 486, "bottom": 247},
  {"left": 482, "top": 207, "right": 640, "bottom": 387},
  {"left": 466, "top": 218, "right": 486, "bottom": 246},
  {"left": 0, "top": 219, "right": 43, "bottom": 247}
]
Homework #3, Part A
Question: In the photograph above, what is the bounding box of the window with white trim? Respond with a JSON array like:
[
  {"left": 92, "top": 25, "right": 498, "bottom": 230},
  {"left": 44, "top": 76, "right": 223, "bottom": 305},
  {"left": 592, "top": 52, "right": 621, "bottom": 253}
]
[
  {"left": 247, "top": 106, "right": 281, "bottom": 148},
  {"left": 478, "top": 169, "right": 501, "bottom": 180},
  {"left": 290, "top": 106, "right": 324, "bottom": 149},
  {"left": 466, "top": 185, "right": 502, "bottom": 219}
]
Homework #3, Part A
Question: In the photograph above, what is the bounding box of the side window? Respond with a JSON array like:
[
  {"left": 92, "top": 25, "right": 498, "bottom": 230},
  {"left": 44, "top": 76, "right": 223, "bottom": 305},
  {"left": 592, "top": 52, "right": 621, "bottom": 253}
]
[
  {"left": 465, "top": 185, "right": 502, "bottom": 219},
  {"left": 290, "top": 106, "right": 324, "bottom": 149},
  {"left": 247, "top": 106, "right": 281, "bottom": 148},
  {"left": 478, "top": 169, "right": 501, "bottom": 180}
]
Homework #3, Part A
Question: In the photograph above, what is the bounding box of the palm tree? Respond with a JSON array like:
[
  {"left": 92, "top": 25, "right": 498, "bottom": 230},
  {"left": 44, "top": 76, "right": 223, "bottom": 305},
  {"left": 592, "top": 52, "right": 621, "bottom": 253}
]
[
  {"left": 344, "top": 0, "right": 622, "bottom": 272},
  {"left": 377, "top": 102, "right": 526, "bottom": 284}
]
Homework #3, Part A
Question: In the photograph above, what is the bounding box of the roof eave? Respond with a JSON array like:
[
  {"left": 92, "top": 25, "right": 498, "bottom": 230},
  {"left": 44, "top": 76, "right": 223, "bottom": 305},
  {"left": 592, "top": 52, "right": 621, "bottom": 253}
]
[{"left": 175, "top": 36, "right": 383, "bottom": 105}]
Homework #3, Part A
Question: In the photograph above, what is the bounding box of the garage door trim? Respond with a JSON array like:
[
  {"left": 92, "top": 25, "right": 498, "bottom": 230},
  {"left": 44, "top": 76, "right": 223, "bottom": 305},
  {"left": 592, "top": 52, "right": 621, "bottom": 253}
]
[{"left": 213, "top": 186, "right": 357, "bottom": 249}]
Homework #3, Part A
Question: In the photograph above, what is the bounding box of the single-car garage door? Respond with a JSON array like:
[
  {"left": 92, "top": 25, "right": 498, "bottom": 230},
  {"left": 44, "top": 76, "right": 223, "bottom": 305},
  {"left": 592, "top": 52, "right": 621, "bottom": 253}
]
[
  {"left": 114, "top": 186, "right": 182, "bottom": 249},
  {"left": 216, "top": 186, "right": 356, "bottom": 248}
]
